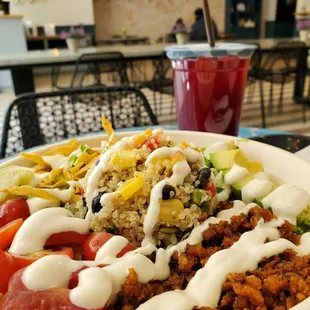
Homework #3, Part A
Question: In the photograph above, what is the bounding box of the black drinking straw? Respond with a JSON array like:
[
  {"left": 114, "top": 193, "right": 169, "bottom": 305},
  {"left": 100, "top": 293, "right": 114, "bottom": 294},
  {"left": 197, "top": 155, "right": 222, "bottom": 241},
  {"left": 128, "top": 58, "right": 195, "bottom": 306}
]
[{"left": 202, "top": 0, "right": 215, "bottom": 47}]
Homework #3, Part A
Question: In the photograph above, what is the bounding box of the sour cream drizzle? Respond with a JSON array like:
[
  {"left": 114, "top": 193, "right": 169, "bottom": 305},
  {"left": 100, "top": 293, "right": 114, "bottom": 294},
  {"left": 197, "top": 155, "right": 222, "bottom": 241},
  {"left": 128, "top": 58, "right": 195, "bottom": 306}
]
[
  {"left": 42, "top": 181, "right": 76, "bottom": 202},
  {"left": 203, "top": 141, "right": 228, "bottom": 159},
  {"left": 20, "top": 187, "right": 310, "bottom": 310},
  {"left": 9, "top": 208, "right": 89, "bottom": 254},
  {"left": 85, "top": 136, "right": 134, "bottom": 221},
  {"left": 242, "top": 179, "right": 273, "bottom": 204},
  {"left": 18, "top": 137, "right": 310, "bottom": 310},
  {"left": 224, "top": 164, "right": 248, "bottom": 185},
  {"left": 143, "top": 147, "right": 204, "bottom": 245},
  {"left": 262, "top": 184, "right": 310, "bottom": 224},
  {"left": 26, "top": 197, "right": 60, "bottom": 214}
]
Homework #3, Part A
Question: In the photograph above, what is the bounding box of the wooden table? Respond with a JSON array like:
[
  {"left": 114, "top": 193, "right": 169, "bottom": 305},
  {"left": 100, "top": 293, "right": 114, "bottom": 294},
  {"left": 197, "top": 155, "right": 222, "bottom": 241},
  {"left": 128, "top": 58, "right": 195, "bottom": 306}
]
[
  {"left": 97, "top": 36, "right": 150, "bottom": 46},
  {"left": 0, "top": 38, "right": 308, "bottom": 95}
]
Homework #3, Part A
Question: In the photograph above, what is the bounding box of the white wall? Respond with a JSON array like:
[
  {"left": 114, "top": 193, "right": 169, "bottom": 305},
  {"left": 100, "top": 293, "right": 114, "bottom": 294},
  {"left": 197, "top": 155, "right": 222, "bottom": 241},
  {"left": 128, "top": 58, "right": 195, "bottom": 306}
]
[
  {"left": 9, "top": 0, "right": 94, "bottom": 25},
  {"left": 296, "top": 0, "right": 310, "bottom": 11}
]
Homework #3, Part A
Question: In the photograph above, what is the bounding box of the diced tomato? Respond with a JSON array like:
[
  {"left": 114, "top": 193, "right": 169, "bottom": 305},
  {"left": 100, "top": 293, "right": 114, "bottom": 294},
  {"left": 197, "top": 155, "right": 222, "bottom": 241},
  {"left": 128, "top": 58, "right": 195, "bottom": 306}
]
[
  {"left": 0, "top": 218, "right": 23, "bottom": 250},
  {"left": 11, "top": 247, "right": 74, "bottom": 269},
  {"left": 143, "top": 135, "right": 161, "bottom": 151},
  {"left": 68, "top": 266, "right": 89, "bottom": 289},
  {"left": 5, "top": 269, "right": 107, "bottom": 309},
  {"left": 204, "top": 183, "right": 216, "bottom": 198},
  {"left": 0, "top": 288, "right": 94, "bottom": 310},
  {"left": 7, "top": 267, "right": 27, "bottom": 291},
  {"left": 46, "top": 232, "right": 89, "bottom": 246},
  {"left": 83, "top": 232, "right": 136, "bottom": 261},
  {"left": 0, "top": 249, "right": 17, "bottom": 294},
  {"left": 80, "top": 188, "right": 85, "bottom": 196},
  {"left": 0, "top": 199, "right": 29, "bottom": 228}
]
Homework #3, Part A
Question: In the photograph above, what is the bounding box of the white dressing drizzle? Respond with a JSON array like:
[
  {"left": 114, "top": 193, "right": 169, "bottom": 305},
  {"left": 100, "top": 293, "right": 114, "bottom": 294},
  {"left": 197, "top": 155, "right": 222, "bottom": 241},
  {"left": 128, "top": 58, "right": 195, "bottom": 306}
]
[
  {"left": 143, "top": 147, "right": 204, "bottom": 245},
  {"left": 224, "top": 164, "right": 248, "bottom": 185},
  {"left": 138, "top": 224, "right": 309, "bottom": 310},
  {"left": 20, "top": 190, "right": 310, "bottom": 310},
  {"left": 85, "top": 136, "right": 134, "bottom": 221},
  {"left": 203, "top": 141, "right": 228, "bottom": 159},
  {"left": 9, "top": 208, "right": 89, "bottom": 254},
  {"left": 95, "top": 236, "right": 129, "bottom": 261},
  {"left": 70, "top": 267, "right": 112, "bottom": 309},
  {"left": 27, "top": 197, "right": 60, "bottom": 214},
  {"left": 22, "top": 255, "right": 83, "bottom": 290},
  {"left": 17, "top": 133, "right": 310, "bottom": 310},
  {"left": 29, "top": 172, "right": 49, "bottom": 187},
  {"left": 262, "top": 184, "right": 310, "bottom": 224},
  {"left": 217, "top": 183, "right": 231, "bottom": 202},
  {"left": 42, "top": 155, "right": 67, "bottom": 169},
  {"left": 242, "top": 179, "right": 273, "bottom": 204},
  {"left": 42, "top": 181, "right": 76, "bottom": 202}
]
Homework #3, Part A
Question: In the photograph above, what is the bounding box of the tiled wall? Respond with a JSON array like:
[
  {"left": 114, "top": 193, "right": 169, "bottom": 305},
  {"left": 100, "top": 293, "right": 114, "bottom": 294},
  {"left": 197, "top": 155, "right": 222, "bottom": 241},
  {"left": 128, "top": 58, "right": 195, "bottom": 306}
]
[{"left": 93, "top": 0, "right": 225, "bottom": 42}]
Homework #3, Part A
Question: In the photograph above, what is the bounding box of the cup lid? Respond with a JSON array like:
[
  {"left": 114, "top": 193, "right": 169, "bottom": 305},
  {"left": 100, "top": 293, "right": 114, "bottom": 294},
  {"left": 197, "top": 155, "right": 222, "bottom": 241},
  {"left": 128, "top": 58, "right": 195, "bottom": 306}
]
[{"left": 165, "top": 43, "right": 257, "bottom": 60}]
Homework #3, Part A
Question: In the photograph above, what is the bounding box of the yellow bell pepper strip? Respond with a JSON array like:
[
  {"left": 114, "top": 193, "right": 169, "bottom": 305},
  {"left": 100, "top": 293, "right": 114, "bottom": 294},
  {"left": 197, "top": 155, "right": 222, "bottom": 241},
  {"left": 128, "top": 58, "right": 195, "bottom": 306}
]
[
  {"left": 110, "top": 150, "right": 137, "bottom": 169},
  {"left": 159, "top": 199, "right": 184, "bottom": 224},
  {"left": 116, "top": 172, "right": 144, "bottom": 200}
]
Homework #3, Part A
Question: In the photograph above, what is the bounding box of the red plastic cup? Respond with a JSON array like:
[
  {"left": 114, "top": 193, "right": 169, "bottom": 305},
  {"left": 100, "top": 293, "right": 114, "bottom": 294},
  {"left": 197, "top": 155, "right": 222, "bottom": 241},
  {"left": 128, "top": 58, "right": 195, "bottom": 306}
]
[{"left": 165, "top": 43, "right": 256, "bottom": 136}]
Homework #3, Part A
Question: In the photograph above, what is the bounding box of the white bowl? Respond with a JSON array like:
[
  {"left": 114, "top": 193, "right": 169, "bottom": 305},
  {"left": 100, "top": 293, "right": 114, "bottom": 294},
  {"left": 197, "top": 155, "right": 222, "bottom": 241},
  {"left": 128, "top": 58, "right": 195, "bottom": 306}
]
[{"left": 1, "top": 130, "right": 310, "bottom": 188}]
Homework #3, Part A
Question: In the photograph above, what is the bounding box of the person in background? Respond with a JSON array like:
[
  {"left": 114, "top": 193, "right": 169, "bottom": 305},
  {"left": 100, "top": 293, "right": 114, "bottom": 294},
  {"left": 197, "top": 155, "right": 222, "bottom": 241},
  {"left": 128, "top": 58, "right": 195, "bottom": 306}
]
[
  {"left": 170, "top": 18, "right": 188, "bottom": 35},
  {"left": 190, "top": 8, "right": 218, "bottom": 42}
]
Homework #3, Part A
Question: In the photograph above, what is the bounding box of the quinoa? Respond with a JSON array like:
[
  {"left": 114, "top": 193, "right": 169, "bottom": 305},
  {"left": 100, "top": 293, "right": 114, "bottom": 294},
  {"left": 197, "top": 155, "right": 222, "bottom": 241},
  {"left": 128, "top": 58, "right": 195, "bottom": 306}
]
[{"left": 86, "top": 136, "right": 216, "bottom": 247}]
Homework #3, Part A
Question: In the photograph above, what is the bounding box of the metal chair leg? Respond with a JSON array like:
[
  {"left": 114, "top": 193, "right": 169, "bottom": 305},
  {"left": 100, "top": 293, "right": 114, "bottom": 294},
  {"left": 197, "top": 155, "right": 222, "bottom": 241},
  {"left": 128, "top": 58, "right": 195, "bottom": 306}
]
[
  {"left": 259, "top": 79, "right": 266, "bottom": 128},
  {"left": 302, "top": 101, "right": 307, "bottom": 123},
  {"left": 278, "top": 75, "right": 286, "bottom": 113},
  {"left": 268, "top": 78, "right": 273, "bottom": 114}
]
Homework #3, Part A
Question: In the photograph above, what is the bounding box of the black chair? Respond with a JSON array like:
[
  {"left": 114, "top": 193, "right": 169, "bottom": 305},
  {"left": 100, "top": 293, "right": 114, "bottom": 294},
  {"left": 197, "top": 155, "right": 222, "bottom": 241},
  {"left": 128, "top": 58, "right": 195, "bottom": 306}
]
[
  {"left": 51, "top": 52, "right": 129, "bottom": 89},
  {"left": 0, "top": 86, "right": 158, "bottom": 158},
  {"left": 245, "top": 45, "right": 261, "bottom": 105},
  {"left": 136, "top": 52, "right": 175, "bottom": 118},
  {"left": 257, "top": 41, "right": 306, "bottom": 128}
]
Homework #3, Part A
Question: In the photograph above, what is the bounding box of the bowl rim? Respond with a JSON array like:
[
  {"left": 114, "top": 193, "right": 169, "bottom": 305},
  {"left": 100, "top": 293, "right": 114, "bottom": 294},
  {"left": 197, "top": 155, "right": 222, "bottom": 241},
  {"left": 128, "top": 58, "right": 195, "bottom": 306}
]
[{"left": 1, "top": 129, "right": 310, "bottom": 169}]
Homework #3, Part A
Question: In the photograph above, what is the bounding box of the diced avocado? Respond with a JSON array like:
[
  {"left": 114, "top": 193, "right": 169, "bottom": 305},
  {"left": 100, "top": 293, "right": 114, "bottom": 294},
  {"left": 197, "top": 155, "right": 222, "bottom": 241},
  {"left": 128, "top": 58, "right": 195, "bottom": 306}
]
[
  {"left": 248, "top": 161, "right": 263, "bottom": 175},
  {"left": 210, "top": 149, "right": 248, "bottom": 171},
  {"left": 231, "top": 175, "right": 253, "bottom": 200},
  {"left": 297, "top": 205, "right": 310, "bottom": 232}
]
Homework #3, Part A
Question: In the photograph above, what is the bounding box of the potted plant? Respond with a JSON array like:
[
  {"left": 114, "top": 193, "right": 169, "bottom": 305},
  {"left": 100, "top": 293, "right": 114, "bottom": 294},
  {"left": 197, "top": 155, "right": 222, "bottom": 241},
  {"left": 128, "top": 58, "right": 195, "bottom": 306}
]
[
  {"left": 60, "top": 26, "right": 86, "bottom": 52},
  {"left": 295, "top": 9, "right": 310, "bottom": 44},
  {"left": 170, "top": 19, "right": 189, "bottom": 45}
]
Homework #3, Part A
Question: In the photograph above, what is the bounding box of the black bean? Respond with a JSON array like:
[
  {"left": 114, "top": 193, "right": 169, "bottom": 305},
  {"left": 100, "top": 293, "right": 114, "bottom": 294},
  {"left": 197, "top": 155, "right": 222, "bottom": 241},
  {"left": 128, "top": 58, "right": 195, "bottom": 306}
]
[
  {"left": 92, "top": 192, "right": 105, "bottom": 213},
  {"left": 162, "top": 184, "right": 176, "bottom": 200},
  {"left": 82, "top": 196, "right": 87, "bottom": 207},
  {"left": 196, "top": 167, "right": 211, "bottom": 189}
]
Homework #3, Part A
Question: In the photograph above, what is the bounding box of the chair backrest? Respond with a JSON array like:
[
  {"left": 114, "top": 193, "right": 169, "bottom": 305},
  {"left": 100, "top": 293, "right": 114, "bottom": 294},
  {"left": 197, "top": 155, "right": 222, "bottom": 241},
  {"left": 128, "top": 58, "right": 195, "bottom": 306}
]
[
  {"left": 1, "top": 86, "right": 158, "bottom": 158},
  {"left": 261, "top": 40, "right": 306, "bottom": 72},
  {"left": 70, "top": 52, "right": 127, "bottom": 88}
]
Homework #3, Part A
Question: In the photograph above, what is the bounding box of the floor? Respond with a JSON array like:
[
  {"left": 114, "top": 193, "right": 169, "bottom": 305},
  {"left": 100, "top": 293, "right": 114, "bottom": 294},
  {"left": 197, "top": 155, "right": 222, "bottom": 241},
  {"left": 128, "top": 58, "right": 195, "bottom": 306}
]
[{"left": 0, "top": 74, "right": 310, "bottom": 137}]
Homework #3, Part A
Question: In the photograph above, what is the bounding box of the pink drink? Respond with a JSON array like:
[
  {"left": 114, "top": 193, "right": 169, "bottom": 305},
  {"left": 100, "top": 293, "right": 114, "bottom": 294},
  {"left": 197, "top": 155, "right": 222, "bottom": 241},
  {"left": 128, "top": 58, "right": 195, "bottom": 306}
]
[{"left": 166, "top": 44, "right": 255, "bottom": 136}]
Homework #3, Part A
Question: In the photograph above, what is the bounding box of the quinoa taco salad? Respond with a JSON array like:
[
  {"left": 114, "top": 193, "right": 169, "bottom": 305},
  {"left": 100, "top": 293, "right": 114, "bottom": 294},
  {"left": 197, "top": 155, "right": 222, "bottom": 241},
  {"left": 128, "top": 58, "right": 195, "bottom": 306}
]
[{"left": 1, "top": 116, "right": 310, "bottom": 309}]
